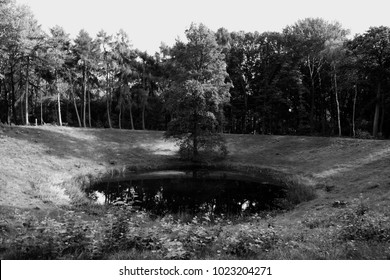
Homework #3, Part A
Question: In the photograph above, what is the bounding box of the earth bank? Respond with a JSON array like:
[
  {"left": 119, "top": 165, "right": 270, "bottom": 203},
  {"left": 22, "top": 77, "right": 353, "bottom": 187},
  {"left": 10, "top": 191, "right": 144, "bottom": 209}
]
[{"left": 1, "top": 125, "right": 389, "bottom": 259}]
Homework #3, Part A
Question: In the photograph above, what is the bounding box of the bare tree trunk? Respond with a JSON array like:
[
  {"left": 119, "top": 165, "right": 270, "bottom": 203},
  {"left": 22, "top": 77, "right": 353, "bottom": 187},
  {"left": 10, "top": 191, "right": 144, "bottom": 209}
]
[
  {"left": 71, "top": 89, "right": 81, "bottom": 127},
  {"left": 25, "top": 56, "right": 30, "bottom": 125},
  {"left": 57, "top": 89, "right": 62, "bottom": 126},
  {"left": 40, "top": 81, "right": 44, "bottom": 124},
  {"left": 142, "top": 103, "right": 146, "bottom": 130},
  {"left": 193, "top": 111, "right": 198, "bottom": 160},
  {"left": 106, "top": 92, "right": 112, "bottom": 128},
  {"left": 106, "top": 63, "right": 112, "bottom": 128},
  {"left": 262, "top": 92, "right": 266, "bottom": 134},
  {"left": 218, "top": 107, "right": 224, "bottom": 133},
  {"left": 141, "top": 64, "right": 147, "bottom": 130},
  {"left": 6, "top": 82, "right": 11, "bottom": 124},
  {"left": 56, "top": 72, "right": 62, "bottom": 126},
  {"left": 88, "top": 85, "right": 91, "bottom": 127},
  {"left": 0, "top": 79, "right": 4, "bottom": 121},
  {"left": 2, "top": 78, "right": 11, "bottom": 124},
  {"left": 307, "top": 58, "right": 316, "bottom": 134},
  {"left": 35, "top": 77, "right": 43, "bottom": 125},
  {"left": 1, "top": 80, "right": 4, "bottom": 121},
  {"left": 317, "top": 69, "right": 327, "bottom": 135},
  {"left": 82, "top": 62, "right": 87, "bottom": 128},
  {"left": 10, "top": 64, "right": 16, "bottom": 124},
  {"left": 128, "top": 97, "right": 134, "bottom": 130},
  {"left": 110, "top": 74, "right": 113, "bottom": 124},
  {"left": 333, "top": 66, "right": 341, "bottom": 136},
  {"left": 20, "top": 97, "right": 23, "bottom": 124},
  {"left": 373, "top": 82, "right": 381, "bottom": 137},
  {"left": 119, "top": 103, "right": 122, "bottom": 130},
  {"left": 380, "top": 93, "right": 385, "bottom": 135},
  {"left": 68, "top": 72, "right": 81, "bottom": 127},
  {"left": 352, "top": 84, "right": 358, "bottom": 137},
  {"left": 244, "top": 90, "right": 248, "bottom": 133}
]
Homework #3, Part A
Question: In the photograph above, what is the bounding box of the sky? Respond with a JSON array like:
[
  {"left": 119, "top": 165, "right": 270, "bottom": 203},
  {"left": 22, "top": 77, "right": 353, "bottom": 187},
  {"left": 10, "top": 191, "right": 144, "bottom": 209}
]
[{"left": 16, "top": 0, "right": 390, "bottom": 54}]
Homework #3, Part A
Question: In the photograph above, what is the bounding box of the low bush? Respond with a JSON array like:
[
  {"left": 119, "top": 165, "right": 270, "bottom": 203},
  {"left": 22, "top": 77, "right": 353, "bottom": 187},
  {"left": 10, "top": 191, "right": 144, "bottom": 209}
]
[
  {"left": 355, "top": 129, "right": 374, "bottom": 139},
  {"left": 0, "top": 208, "right": 279, "bottom": 260},
  {"left": 337, "top": 199, "right": 390, "bottom": 242},
  {"left": 1, "top": 196, "right": 389, "bottom": 260}
]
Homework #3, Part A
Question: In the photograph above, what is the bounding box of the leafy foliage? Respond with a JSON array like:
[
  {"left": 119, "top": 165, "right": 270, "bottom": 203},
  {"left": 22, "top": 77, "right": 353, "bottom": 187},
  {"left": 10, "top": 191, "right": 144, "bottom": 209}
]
[
  {"left": 337, "top": 197, "right": 390, "bottom": 242},
  {"left": 1, "top": 195, "right": 389, "bottom": 260},
  {"left": 1, "top": 2, "right": 390, "bottom": 138},
  {"left": 164, "top": 24, "right": 231, "bottom": 161}
]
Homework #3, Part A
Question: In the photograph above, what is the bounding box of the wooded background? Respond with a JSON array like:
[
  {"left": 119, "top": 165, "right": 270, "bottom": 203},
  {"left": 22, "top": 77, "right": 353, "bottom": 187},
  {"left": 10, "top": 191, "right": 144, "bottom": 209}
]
[{"left": 1, "top": 0, "right": 389, "bottom": 138}]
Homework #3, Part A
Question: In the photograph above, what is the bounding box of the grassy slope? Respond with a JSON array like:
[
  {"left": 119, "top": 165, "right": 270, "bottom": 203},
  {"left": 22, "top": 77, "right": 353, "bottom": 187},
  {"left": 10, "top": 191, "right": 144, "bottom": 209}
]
[
  {"left": 1, "top": 125, "right": 389, "bottom": 242},
  {"left": 0, "top": 125, "right": 177, "bottom": 209}
]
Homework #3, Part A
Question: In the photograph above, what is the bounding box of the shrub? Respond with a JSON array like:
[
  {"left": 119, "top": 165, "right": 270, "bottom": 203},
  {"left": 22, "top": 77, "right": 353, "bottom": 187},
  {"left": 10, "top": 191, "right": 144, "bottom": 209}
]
[
  {"left": 176, "top": 134, "right": 228, "bottom": 162},
  {"left": 355, "top": 129, "right": 374, "bottom": 139},
  {"left": 218, "top": 224, "right": 279, "bottom": 257},
  {"left": 338, "top": 208, "right": 390, "bottom": 242},
  {"left": 1, "top": 211, "right": 93, "bottom": 259},
  {"left": 2, "top": 197, "right": 388, "bottom": 260}
]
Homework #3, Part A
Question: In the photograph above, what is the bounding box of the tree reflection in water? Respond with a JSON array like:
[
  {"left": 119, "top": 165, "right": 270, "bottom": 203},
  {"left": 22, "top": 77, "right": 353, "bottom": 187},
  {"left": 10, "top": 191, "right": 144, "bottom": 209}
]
[{"left": 88, "top": 170, "right": 288, "bottom": 217}]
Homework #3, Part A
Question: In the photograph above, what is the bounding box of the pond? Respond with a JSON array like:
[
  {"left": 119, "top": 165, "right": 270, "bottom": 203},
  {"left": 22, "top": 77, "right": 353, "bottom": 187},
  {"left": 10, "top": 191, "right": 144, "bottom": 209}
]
[{"left": 87, "top": 169, "right": 293, "bottom": 217}]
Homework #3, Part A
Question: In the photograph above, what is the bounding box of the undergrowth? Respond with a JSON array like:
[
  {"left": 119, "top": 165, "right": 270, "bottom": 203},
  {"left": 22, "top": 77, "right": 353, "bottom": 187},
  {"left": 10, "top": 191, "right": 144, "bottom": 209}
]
[{"left": 1, "top": 195, "right": 389, "bottom": 260}]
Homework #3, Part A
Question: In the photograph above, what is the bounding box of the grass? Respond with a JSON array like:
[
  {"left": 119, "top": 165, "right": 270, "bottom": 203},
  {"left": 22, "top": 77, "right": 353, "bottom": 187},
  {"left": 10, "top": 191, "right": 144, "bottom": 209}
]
[{"left": 1, "top": 125, "right": 390, "bottom": 259}]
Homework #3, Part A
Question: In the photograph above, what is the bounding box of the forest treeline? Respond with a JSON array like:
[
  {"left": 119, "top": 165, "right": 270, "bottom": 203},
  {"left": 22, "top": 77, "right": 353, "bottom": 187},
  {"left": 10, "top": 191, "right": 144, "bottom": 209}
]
[{"left": 1, "top": 0, "right": 389, "bottom": 138}]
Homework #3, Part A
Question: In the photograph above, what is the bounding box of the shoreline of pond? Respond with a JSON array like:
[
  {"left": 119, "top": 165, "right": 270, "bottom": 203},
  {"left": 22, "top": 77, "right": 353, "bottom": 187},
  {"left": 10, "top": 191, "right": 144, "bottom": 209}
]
[{"left": 65, "top": 160, "right": 317, "bottom": 215}]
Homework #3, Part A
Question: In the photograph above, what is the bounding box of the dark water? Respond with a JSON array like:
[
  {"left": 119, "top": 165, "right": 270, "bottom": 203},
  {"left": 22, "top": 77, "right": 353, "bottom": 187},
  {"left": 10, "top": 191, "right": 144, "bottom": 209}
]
[{"left": 87, "top": 170, "right": 290, "bottom": 217}]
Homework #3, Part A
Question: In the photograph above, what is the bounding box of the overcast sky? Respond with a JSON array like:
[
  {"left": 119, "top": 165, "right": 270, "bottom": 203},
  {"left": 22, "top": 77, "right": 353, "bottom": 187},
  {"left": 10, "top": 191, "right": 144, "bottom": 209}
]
[{"left": 16, "top": 0, "right": 390, "bottom": 54}]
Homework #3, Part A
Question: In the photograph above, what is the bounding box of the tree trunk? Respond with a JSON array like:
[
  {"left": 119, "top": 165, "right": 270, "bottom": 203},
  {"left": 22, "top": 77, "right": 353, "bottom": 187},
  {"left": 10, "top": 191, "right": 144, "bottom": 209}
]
[
  {"left": 309, "top": 77, "right": 315, "bottom": 134},
  {"left": 333, "top": 66, "right": 341, "bottom": 137},
  {"left": 262, "top": 92, "right": 266, "bottom": 134},
  {"left": 82, "top": 62, "right": 87, "bottom": 128},
  {"left": 72, "top": 90, "right": 82, "bottom": 127},
  {"left": 218, "top": 107, "right": 224, "bottom": 133},
  {"left": 35, "top": 76, "right": 42, "bottom": 125},
  {"left": 25, "top": 56, "right": 30, "bottom": 125},
  {"left": 88, "top": 85, "right": 91, "bottom": 127},
  {"left": 106, "top": 96, "right": 112, "bottom": 128},
  {"left": 141, "top": 65, "right": 147, "bottom": 130},
  {"left": 380, "top": 92, "right": 385, "bottom": 135},
  {"left": 56, "top": 72, "right": 62, "bottom": 126},
  {"left": 33, "top": 80, "right": 38, "bottom": 119},
  {"left": 142, "top": 102, "right": 146, "bottom": 130},
  {"left": 106, "top": 63, "right": 112, "bottom": 128},
  {"left": 20, "top": 97, "right": 23, "bottom": 124},
  {"left": 2, "top": 78, "right": 10, "bottom": 124},
  {"left": 1, "top": 80, "right": 3, "bottom": 120},
  {"left": 40, "top": 82, "right": 43, "bottom": 125},
  {"left": 68, "top": 72, "right": 81, "bottom": 127},
  {"left": 0, "top": 79, "right": 4, "bottom": 122},
  {"left": 57, "top": 90, "right": 62, "bottom": 126},
  {"left": 244, "top": 91, "right": 248, "bottom": 133},
  {"left": 307, "top": 58, "right": 316, "bottom": 134},
  {"left": 352, "top": 84, "right": 358, "bottom": 137},
  {"left": 128, "top": 97, "right": 134, "bottom": 130},
  {"left": 373, "top": 82, "right": 381, "bottom": 137},
  {"left": 6, "top": 81, "right": 11, "bottom": 124},
  {"left": 110, "top": 73, "right": 113, "bottom": 124},
  {"left": 10, "top": 64, "right": 16, "bottom": 124},
  {"left": 119, "top": 103, "right": 122, "bottom": 130},
  {"left": 193, "top": 112, "right": 198, "bottom": 160}
]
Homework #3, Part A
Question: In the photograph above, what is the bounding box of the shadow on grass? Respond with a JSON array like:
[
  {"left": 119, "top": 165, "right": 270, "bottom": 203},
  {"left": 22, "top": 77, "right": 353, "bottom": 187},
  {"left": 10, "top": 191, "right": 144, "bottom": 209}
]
[{"left": 2, "top": 126, "right": 177, "bottom": 166}]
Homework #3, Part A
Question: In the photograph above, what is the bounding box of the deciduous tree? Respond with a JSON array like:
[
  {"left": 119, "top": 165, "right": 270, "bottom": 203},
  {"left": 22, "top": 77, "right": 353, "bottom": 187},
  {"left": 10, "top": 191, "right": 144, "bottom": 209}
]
[{"left": 165, "top": 23, "right": 231, "bottom": 161}]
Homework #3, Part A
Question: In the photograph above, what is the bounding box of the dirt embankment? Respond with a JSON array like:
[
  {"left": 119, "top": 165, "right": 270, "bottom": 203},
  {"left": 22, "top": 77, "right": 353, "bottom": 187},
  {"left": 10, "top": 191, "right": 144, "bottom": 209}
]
[
  {"left": 0, "top": 125, "right": 176, "bottom": 209},
  {"left": 1, "top": 125, "right": 389, "bottom": 212}
]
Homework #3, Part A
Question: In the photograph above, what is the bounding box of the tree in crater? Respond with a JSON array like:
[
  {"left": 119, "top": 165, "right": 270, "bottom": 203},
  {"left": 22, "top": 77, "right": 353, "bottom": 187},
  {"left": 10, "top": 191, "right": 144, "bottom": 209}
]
[{"left": 164, "top": 23, "right": 231, "bottom": 161}]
